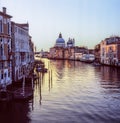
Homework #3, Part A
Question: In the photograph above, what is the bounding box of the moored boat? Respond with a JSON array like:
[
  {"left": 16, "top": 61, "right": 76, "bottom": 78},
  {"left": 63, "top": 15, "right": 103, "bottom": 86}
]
[
  {"left": 36, "top": 67, "right": 48, "bottom": 73},
  {"left": 80, "top": 54, "right": 95, "bottom": 63}
]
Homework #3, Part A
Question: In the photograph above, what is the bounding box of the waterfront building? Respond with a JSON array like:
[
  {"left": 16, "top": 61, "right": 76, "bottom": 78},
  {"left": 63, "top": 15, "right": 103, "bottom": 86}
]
[
  {"left": 69, "top": 47, "right": 75, "bottom": 60},
  {"left": 64, "top": 47, "right": 85, "bottom": 60},
  {"left": 94, "top": 44, "right": 100, "bottom": 62},
  {"left": 39, "top": 49, "right": 49, "bottom": 58},
  {"left": 11, "top": 22, "right": 34, "bottom": 82},
  {"left": 0, "top": 7, "right": 12, "bottom": 88},
  {"left": 55, "top": 33, "right": 65, "bottom": 47},
  {"left": 28, "top": 36, "right": 34, "bottom": 73},
  {"left": 49, "top": 33, "right": 90, "bottom": 61},
  {"left": 64, "top": 48, "right": 71, "bottom": 60},
  {"left": 64, "top": 38, "right": 75, "bottom": 60},
  {"left": 49, "top": 33, "right": 65, "bottom": 59},
  {"left": 100, "top": 36, "right": 120, "bottom": 66},
  {"left": 49, "top": 47, "right": 56, "bottom": 59},
  {"left": 55, "top": 47, "right": 64, "bottom": 59},
  {"left": 49, "top": 47, "right": 64, "bottom": 59},
  {"left": 49, "top": 32, "right": 90, "bottom": 60}
]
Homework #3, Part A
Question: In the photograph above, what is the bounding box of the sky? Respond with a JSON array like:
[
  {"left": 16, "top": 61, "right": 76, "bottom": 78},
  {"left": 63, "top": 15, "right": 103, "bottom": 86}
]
[{"left": 1, "top": 0, "right": 120, "bottom": 51}]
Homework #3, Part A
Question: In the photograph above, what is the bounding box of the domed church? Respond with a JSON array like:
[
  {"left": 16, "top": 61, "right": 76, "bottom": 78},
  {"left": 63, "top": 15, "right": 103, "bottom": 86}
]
[
  {"left": 55, "top": 33, "right": 65, "bottom": 47},
  {"left": 67, "top": 38, "right": 75, "bottom": 47}
]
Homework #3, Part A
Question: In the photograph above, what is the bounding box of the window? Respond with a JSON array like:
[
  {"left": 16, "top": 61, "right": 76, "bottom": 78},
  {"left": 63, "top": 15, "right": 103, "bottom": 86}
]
[
  {"left": 0, "top": 45, "right": 3, "bottom": 56},
  {"left": 0, "top": 20, "right": 2, "bottom": 33},
  {"left": 8, "top": 45, "right": 10, "bottom": 55},
  {"left": 2, "top": 62, "right": 4, "bottom": 69},
  {"left": 15, "top": 27, "right": 17, "bottom": 32},
  {"left": 1, "top": 73, "right": 3, "bottom": 79},
  {"left": 8, "top": 23, "right": 9, "bottom": 34},
  {"left": 8, "top": 61, "right": 10, "bottom": 67},
  {"left": 8, "top": 71, "right": 10, "bottom": 77}
]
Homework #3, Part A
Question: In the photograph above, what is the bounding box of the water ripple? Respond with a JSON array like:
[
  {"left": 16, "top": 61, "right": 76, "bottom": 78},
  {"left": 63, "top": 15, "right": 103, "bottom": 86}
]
[{"left": 1, "top": 59, "right": 120, "bottom": 123}]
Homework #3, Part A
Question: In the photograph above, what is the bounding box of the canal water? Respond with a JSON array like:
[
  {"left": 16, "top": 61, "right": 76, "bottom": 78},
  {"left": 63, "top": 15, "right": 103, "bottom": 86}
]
[{"left": 0, "top": 59, "right": 120, "bottom": 123}]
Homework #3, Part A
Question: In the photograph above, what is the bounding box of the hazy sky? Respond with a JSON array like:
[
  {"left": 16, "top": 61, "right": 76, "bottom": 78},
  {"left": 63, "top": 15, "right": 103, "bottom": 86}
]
[{"left": 1, "top": 0, "right": 120, "bottom": 51}]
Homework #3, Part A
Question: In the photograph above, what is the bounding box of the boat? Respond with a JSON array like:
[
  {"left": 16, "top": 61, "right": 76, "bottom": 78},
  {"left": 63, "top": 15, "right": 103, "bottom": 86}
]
[
  {"left": 36, "top": 67, "right": 48, "bottom": 73},
  {"left": 92, "top": 62, "right": 101, "bottom": 66},
  {"left": 80, "top": 54, "right": 95, "bottom": 63}
]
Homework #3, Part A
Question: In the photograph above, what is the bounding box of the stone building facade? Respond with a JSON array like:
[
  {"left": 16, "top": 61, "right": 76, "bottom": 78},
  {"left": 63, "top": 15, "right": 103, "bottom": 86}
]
[
  {"left": 11, "top": 22, "right": 34, "bottom": 82},
  {"left": 0, "top": 7, "right": 12, "bottom": 87},
  {"left": 0, "top": 7, "right": 34, "bottom": 88},
  {"left": 100, "top": 36, "right": 120, "bottom": 66}
]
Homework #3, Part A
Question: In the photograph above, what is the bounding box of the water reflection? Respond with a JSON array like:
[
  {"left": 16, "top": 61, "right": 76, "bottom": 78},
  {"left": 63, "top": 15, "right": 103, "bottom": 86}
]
[
  {"left": 1, "top": 59, "right": 120, "bottom": 123},
  {"left": 97, "top": 66, "right": 120, "bottom": 95},
  {"left": 0, "top": 101, "right": 31, "bottom": 123},
  {"left": 100, "top": 66, "right": 120, "bottom": 82}
]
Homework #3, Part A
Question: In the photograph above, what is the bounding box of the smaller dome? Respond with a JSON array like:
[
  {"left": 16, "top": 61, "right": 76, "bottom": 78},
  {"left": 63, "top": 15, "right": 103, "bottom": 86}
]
[
  {"left": 67, "top": 38, "right": 75, "bottom": 47},
  {"left": 67, "top": 38, "right": 72, "bottom": 44}
]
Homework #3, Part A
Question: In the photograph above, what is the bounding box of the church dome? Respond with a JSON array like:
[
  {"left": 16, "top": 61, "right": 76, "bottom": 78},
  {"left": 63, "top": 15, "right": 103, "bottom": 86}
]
[
  {"left": 55, "top": 33, "right": 65, "bottom": 47},
  {"left": 56, "top": 33, "right": 65, "bottom": 43},
  {"left": 56, "top": 38, "right": 65, "bottom": 43}
]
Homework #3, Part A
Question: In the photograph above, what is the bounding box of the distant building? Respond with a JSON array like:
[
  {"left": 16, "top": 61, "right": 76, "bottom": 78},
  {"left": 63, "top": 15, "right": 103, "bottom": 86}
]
[
  {"left": 64, "top": 48, "right": 71, "bottom": 60},
  {"left": 94, "top": 44, "right": 100, "bottom": 62},
  {"left": 49, "top": 33, "right": 89, "bottom": 60},
  {"left": 0, "top": 7, "right": 12, "bottom": 87},
  {"left": 49, "top": 47, "right": 56, "bottom": 59},
  {"left": 55, "top": 33, "right": 65, "bottom": 47},
  {"left": 39, "top": 49, "right": 49, "bottom": 58},
  {"left": 100, "top": 36, "right": 120, "bottom": 66},
  {"left": 49, "top": 47, "right": 64, "bottom": 59}
]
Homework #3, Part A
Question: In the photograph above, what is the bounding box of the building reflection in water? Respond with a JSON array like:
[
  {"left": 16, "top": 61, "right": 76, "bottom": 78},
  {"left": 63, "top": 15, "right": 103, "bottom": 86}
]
[
  {"left": 34, "top": 59, "right": 120, "bottom": 105},
  {"left": 0, "top": 101, "right": 31, "bottom": 123},
  {"left": 101, "top": 66, "right": 120, "bottom": 82},
  {"left": 94, "top": 65, "right": 120, "bottom": 94},
  {"left": 34, "top": 66, "right": 53, "bottom": 105},
  {"left": 1, "top": 59, "right": 120, "bottom": 123},
  {"left": 34, "top": 72, "right": 42, "bottom": 105}
]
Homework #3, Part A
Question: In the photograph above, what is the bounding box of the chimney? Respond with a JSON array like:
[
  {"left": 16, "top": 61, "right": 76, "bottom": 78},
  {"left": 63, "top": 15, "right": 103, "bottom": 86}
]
[{"left": 3, "top": 7, "right": 6, "bottom": 14}]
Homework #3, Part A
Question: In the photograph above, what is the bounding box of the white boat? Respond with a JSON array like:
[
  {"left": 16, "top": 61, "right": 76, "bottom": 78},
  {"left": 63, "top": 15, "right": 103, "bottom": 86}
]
[
  {"left": 36, "top": 67, "right": 48, "bottom": 73},
  {"left": 80, "top": 54, "right": 95, "bottom": 63}
]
